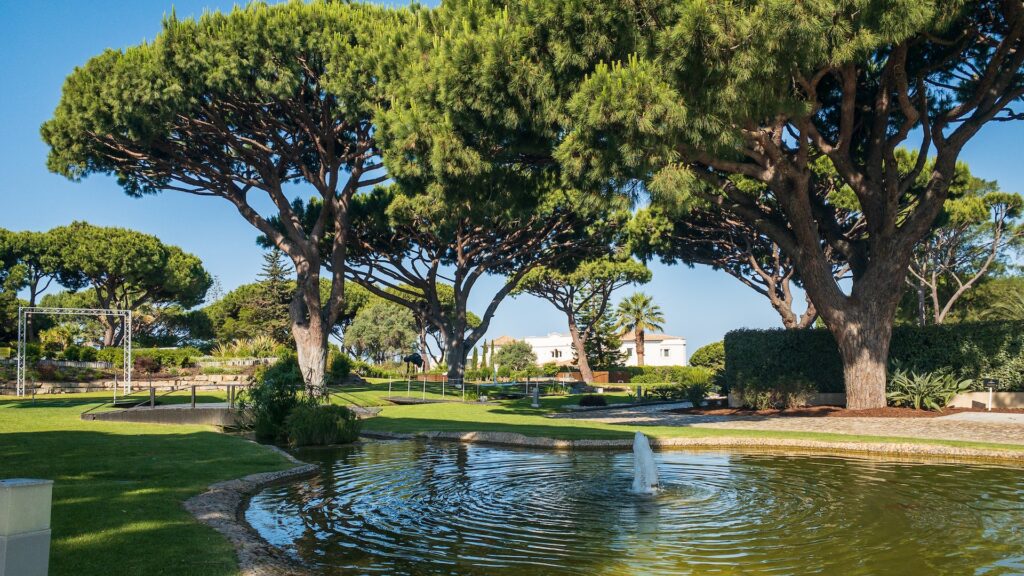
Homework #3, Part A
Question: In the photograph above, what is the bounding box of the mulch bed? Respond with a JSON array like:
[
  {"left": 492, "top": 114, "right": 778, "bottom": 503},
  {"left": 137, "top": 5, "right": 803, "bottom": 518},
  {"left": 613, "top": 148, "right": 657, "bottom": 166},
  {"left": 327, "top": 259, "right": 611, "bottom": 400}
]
[{"left": 669, "top": 405, "right": 1024, "bottom": 418}]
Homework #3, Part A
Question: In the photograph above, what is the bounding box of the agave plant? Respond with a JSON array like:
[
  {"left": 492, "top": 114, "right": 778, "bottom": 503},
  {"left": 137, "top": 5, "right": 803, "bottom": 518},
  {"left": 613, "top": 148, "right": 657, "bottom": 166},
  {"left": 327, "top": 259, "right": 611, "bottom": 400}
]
[{"left": 886, "top": 369, "right": 973, "bottom": 411}]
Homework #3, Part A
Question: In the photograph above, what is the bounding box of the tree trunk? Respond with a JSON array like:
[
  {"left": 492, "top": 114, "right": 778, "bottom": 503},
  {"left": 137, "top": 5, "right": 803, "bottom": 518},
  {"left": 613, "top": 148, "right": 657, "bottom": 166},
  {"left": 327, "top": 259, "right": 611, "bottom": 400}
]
[
  {"left": 446, "top": 335, "right": 467, "bottom": 385},
  {"left": 289, "top": 265, "right": 330, "bottom": 396},
  {"left": 419, "top": 325, "right": 431, "bottom": 372},
  {"left": 636, "top": 330, "right": 645, "bottom": 367},
  {"left": 102, "top": 320, "right": 116, "bottom": 347},
  {"left": 293, "top": 322, "right": 327, "bottom": 395},
  {"left": 567, "top": 316, "right": 593, "bottom": 383},
  {"left": 830, "top": 314, "right": 892, "bottom": 410},
  {"left": 803, "top": 264, "right": 905, "bottom": 410},
  {"left": 916, "top": 286, "right": 927, "bottom": 327}
]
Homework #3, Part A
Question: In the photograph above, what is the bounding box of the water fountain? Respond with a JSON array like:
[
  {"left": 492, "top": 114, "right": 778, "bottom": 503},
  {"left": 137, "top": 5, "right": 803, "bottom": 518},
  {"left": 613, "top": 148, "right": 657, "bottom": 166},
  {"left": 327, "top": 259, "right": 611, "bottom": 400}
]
[{"left": 631, "top": 431, "right": 660, "bottom": 494}]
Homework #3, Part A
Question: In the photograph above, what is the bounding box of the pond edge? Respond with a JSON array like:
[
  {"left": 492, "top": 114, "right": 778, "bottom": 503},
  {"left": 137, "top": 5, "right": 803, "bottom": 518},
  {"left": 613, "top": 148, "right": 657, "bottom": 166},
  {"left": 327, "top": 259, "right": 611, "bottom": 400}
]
[
  {"left": 363, "top": 430, "right": 1024, "bottom": 464},
  {"left": 184, "top": 429, "right": 1024, "bottom": 575},
  {"left": 183, "top": 443, "right": 317, "bottom": 576}
]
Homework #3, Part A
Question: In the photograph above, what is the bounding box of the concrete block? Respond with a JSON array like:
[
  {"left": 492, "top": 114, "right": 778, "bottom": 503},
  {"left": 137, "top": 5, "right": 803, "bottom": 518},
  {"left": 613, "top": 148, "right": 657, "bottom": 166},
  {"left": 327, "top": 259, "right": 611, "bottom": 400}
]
[
  {"left": 0, "top": 479, "right": 52, "bottom": 536},
  {"left": 0, "top": 530, "right": 51, "bottom": 576}
]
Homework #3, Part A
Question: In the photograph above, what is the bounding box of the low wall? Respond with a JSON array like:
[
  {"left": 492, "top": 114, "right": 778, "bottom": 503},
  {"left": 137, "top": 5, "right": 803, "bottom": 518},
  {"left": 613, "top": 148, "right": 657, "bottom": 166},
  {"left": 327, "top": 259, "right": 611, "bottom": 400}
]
[
  {"left": 82, "top": 406, "right": 240, "bottom": 428},
  {"left": 1, "top": 377, "right": 249, "bottom": 395},
  {"left": 948, "top": 391, "right": 1024, "bottom": 409}
]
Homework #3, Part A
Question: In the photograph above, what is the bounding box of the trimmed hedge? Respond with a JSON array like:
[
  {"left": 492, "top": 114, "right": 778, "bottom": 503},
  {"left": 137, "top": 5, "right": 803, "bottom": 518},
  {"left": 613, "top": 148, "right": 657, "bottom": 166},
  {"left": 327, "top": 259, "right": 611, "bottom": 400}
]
[
  {"left": 628, "top": 365, "right": 712, "bottom": 386},
  {"left": 97, "top": 347, "right": 202, "bottom": 368},
  {"left": 724, "top": 321, "right": 1024, "bottom": 393}
]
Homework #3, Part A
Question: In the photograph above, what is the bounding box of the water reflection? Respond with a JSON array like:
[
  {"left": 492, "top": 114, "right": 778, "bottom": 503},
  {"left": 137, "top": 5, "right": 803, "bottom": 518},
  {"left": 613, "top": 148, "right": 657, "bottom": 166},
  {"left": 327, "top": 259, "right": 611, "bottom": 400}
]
[{"left": 245, "top": 440, "right": 1024, "bottom": 576}]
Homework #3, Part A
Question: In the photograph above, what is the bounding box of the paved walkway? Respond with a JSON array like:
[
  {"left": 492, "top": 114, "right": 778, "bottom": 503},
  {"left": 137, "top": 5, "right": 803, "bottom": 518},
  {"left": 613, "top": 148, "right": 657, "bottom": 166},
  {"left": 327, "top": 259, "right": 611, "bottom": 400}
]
[{"left": 559, "top": 404, "right": 1024, "bottom": 446}]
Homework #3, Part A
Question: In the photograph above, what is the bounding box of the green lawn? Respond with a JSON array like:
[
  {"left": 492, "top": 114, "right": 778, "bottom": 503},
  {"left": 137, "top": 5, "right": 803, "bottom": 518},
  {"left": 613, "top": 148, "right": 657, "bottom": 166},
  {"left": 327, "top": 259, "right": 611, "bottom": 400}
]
[
  {"left": 4, "top": 386, "right": 1021, "bottom": 576},
  {"left": 0, "top": 395, "right": 290, "bottom": 576},
  {"left": 363, "top": 395, "right": 1024, "bottom": 453}
]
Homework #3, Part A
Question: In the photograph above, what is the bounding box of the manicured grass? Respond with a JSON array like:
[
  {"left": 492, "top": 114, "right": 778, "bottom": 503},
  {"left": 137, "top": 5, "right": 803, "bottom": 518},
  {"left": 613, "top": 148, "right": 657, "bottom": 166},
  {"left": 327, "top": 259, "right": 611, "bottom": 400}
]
[
  {"left": 363, "top": 395, "right": 1024, "bottom": 453},
  {"left": 0, "top": 395, "right": 290, "bottom": 576}
]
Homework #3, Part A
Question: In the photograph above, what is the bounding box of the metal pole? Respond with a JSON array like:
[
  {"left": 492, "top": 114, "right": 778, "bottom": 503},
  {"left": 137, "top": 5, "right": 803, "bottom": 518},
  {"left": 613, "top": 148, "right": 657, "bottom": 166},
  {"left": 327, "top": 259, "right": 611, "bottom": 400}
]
[
  {"left": 149, "top": 385, "right": 155, "bottom": 408},
  {"left": 388, "top": 378, "right": 392, "bottom": 399},
  {"left": 421, "top": 377, "right": 426, "bottom": 400},
  {"left": 191, "top": 385, "right": 196, "bottom": 409},
  {"left": 124, "top": 311, "right": 132, "bottom": 395},
  {"left": 442, "top": 375, "right": 446, "bottom": 398}
]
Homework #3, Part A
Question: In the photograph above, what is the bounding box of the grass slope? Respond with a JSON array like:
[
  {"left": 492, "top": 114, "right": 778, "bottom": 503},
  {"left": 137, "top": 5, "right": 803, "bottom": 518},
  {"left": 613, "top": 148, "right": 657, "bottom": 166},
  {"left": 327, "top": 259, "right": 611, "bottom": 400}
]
[{"left": 0, "top": 395, "right": 290, "bottom": 576}]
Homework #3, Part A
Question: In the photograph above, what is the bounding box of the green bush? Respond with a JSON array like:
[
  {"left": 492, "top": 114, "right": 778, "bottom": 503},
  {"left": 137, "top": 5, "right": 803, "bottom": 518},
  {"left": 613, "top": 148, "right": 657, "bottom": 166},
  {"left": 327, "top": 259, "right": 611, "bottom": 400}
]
[
  {"left": 241, "top": 356, "right": 304, "bottom": 442},
  {"left": 285, "top": 404, "right": 360, "bottom": 447},
  {"left": 682, "top": 381, "right": 713, "bottom": 408},
  {"left": 134, "top": 356, "right": 162, "bottom": 374},
  {"left": 541, "top": 362, "right": 561, "bottom": 377},
  {"left": 97, "top": 346, "right": 202, "bottom": 368},
  {"left": 689, "top": 341, "right": 725, "bottom": 373},
  {"left": 723, "top": 321, "right": 1024, "bottom": 394},
  {"left": 578, "top": 394, "right": 607, "bottom": 407},
  {"left": 735, "top": 376, "right": 816, "bottom": 410},
  {"left": 327, "top": 352, "right": 352, "bottom": 385},
  {"left": 887, "top": 369, "right": 972, "bottom": 411}
]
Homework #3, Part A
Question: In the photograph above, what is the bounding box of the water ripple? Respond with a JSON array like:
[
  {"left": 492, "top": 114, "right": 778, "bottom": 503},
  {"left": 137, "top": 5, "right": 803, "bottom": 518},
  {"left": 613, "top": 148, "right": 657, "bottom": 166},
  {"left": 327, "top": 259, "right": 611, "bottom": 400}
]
[{"left": 245, "top": 440, "right": 1024, "bottom": 576}]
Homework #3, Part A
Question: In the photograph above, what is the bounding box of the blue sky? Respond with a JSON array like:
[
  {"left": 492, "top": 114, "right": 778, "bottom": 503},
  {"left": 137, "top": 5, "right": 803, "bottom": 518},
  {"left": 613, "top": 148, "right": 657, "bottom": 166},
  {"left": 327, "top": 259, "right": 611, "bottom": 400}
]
[{"left": 2, "top": 1, "right": 1023, "bottom": 353}]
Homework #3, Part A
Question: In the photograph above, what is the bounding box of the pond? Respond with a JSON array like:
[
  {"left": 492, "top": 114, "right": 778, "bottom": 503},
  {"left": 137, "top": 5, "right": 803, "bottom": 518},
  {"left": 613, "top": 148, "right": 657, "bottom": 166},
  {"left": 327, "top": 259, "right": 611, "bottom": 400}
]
[{"left": 246, "top": 440, "right": 1024, "bottom": 575}]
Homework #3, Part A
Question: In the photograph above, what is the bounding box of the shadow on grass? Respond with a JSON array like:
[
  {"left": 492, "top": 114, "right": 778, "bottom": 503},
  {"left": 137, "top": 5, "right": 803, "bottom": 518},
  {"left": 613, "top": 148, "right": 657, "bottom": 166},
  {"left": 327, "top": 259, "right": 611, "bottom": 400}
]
[{"left": 0, "top": 428, "right": 289, "bottom": 576}]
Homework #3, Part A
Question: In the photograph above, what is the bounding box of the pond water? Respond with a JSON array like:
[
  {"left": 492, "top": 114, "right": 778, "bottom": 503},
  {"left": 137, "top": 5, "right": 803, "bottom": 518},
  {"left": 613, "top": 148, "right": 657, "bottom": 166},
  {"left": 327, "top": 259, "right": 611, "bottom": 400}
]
[{"left": 246, "top": 440, "right": 1024, "bottom": 575}]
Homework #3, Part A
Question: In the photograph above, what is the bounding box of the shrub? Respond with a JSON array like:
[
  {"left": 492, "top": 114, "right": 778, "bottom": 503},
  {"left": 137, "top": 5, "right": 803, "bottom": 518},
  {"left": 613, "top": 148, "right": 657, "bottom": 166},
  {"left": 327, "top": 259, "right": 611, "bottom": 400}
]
[
  {"left": 631, "top": 373, "right": 664, "bottom": 384},
  {"left": 97, "top": 346, "right": 202, "bottom": 368},
  {"left": 35, "top": 363, "right": 58, "bottom": 381},
  {"left": 326, "top": 352, "right": 352, "bottom": 385},
  {"left": 682, "top": 381, "right": 713, "bottom": 408},
  {"left": 134, "top": 356, "right": 162, "bottom": 374},
  {"left": 887, "top": 369, "right": 973, "bottom": 411},
  {"left": 285, "top": 404, "right": 360, "bottom": 447},
  {"left": 541, "top": 362, "right": 561, "bottom": 377},
  {"left": 689, "top": 341, "right": 725, "bottom": 373},
  {"left": 724, "top": 321, "right": 1024, "bottom": 394},
  {"left": 578, "top": 394, "right": 607, "bottom": 407},
  {"left": 735, "top": 377, "right": 815, "bottom": 410},
  {"left": 241, "top": 356, "right": 304, "bottom": 442}
]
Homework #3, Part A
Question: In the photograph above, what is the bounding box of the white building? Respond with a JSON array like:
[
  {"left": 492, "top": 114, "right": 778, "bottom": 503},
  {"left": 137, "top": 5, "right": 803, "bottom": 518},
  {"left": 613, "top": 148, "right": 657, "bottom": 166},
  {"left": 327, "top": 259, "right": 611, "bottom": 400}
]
[
  {"left": 618, "top": 330, "right": 688, "bottom": 367},
  {"left": 489, "top": 331, "right": 687, "bottom": 367}
]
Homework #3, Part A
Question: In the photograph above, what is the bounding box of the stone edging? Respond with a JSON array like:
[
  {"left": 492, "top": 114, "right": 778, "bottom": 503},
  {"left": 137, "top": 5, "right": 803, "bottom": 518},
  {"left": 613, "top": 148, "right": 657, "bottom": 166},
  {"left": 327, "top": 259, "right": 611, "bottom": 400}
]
[
  {"left": 183, "top": 444, "right": 318, "bottom": 576},
  {"left": 362, "top": 430, "right": 1024, "bottom": 464}
]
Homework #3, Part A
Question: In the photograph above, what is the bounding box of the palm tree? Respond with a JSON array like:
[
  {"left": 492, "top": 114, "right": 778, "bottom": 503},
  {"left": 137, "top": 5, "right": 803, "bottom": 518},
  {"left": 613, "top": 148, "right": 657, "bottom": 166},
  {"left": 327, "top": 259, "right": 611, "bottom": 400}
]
[
  {"left": 983, "top": 291, "right": 1024, "bottom": 320},
  {"left": 616, "top": 292, "right": 665, "bottom": 367}
]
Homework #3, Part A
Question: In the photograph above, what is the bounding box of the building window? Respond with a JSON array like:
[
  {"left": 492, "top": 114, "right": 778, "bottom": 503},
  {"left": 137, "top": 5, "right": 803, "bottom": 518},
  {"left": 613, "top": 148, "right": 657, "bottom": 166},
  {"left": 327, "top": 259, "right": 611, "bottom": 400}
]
[
  {"left": 625, "top": 347, "right": 633, "bottom": 357},
  {"left": 661, "top": 349, "right": 670, "bottom": 358},
  {"left": 551, "top": 349, "right": 562, "bottom": 359}
]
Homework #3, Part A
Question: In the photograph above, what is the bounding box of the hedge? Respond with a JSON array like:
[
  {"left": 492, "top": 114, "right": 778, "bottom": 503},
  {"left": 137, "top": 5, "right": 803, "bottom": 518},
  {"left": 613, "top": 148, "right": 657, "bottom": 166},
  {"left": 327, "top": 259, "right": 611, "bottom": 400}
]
[
  {"left": 628, "top": 365, "right": 714, "bottom": 386},
  {"left": 96, "top": 347, "right": 203, "bottom": 368},
  {"left": 723, "top": 321, "right": 1024, "bottom": 393}
]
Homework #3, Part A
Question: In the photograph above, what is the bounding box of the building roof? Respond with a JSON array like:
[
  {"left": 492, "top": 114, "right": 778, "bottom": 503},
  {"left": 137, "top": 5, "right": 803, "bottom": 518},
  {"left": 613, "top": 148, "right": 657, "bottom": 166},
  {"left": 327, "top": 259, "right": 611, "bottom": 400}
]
[
  {"left": 620, "top": 330, "right": 685, "bottom": 342},
  {"left": 492, "top": 335, "right": 518, "bottom": 346}
]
